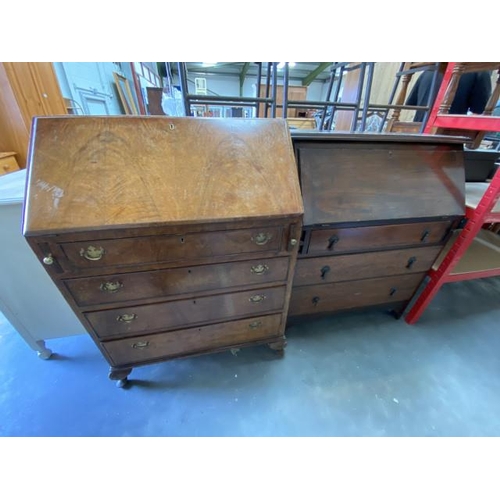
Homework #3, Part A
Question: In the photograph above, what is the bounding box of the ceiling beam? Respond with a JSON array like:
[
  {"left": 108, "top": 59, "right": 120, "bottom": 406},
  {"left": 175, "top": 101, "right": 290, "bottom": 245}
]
[
  {"left": 239, "top": 62, "right": 250, "bottom": 96},
  {"left": 302, "top": 62, "right": 331, "bottom": 86}
]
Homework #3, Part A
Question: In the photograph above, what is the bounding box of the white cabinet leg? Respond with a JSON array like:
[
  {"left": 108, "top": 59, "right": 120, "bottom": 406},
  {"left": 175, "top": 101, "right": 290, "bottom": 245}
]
[{"left": 36, "top": 340, "right": 53, "bottom": 360}]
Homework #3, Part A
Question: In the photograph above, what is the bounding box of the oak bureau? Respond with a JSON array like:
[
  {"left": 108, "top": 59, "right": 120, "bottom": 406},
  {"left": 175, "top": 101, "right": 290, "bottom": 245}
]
[
  {"left": 23, "top": 117, "right": 303, "bottom": 386},
  {"left": 288, "top": 132, "right": 466, "bottom": 320}
]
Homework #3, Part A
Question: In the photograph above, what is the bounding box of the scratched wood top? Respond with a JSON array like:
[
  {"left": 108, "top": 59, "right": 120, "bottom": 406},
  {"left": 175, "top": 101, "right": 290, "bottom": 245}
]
[{"left": 23, "top": 117, "right": 303, "bottom": 235}]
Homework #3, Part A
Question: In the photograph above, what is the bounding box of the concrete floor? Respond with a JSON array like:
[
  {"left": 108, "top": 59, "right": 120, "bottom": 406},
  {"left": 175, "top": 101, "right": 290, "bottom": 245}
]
[{"left": 1, "top": 277, "right": 499, "bottom": 437}]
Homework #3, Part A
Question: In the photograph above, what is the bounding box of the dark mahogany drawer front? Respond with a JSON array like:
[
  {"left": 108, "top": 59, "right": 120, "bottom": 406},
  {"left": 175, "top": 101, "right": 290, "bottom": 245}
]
[
  {"left": 59, "top": 227, "right": 282, "bottom": 270},
  {"left": 86, "top": 286, "right": 286, "bottom": 339},
  {"left": 102, "top": 314, "right": 282, "bottom": 366},
  {"left": 289, "top": 273, "right": 425, "bottom": 316},
  {"left": 308, "top": 221, "right": 451, "bottom": 254},
  {"left": 65, "top": 256, "right": 290, "bottom": 307},
  {"left": 294, "top": 246, "right": 442, "bottom": 286}
]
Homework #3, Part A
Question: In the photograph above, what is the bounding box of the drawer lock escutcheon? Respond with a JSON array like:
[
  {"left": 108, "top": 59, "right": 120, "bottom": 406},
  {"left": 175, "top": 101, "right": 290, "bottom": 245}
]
[
  {"left": 389, "top": 288, "right": 397, "bottom": 297},
  {"left": 132, "top": 341, "right": 149, "bottom": 349},
  {"left": 80, "top": 245, "right": 105, "bottom": 261},
  {"left": 252, "top": 232, "right": 272, "bottom": 245},
  {"left": 117, "top": 313, "right": 137, "bottom": 323},
  {"left": 251, "top": 264, "right": 269, "bottom": 275},
  {"left": 312, "top": 296, "right": 320, "bottom": 306},
  {"left": 249, "top": 321, "right": 263, "bottom": 329},
  {"left": 420, "top": 229, "right": 430, "bottom": 242},
  {"left": 249, "top": 294, "right": 266, "bottom": 303},
  {"left": 100, "top": 281, "right": 123, "bottom": 293}
]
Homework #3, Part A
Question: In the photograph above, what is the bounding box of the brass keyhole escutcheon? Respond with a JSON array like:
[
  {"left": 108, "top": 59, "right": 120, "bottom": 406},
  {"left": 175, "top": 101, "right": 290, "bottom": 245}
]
[
  {"left": 80, "top": 245, "right": 105, "bottom": 261},
  {"left": 249, "top": 321, "right": 263, "bottom": 329},
  {"left": 100, "top": 281, "right": 123, "bottom": 293},
  {"left": 252, "top": 232, "right": 272, "bottom": 245},
  {"left": 117, "top": 313, "right": 137, "bottom": 323},
  {"left": 312, "top": 296, "right": 320, "bottom": 306},
  {"left": 249, "top": 294, "right": 266, "bottom": 303},
  {"left": 251, "top": 264, "right": 269, "bottom": 275}
]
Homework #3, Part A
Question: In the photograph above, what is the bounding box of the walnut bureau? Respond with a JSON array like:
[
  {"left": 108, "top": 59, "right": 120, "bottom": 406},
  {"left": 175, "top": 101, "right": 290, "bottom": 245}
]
[
  {"left": 289, "top": 132, "right": 466, "bottom": 319},
  {"left": 23, "top": 116, "right": 303, "bottom": 386}
]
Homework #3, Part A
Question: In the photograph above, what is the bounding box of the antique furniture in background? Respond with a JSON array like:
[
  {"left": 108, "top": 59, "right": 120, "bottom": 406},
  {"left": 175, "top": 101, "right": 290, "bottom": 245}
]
[{"left": 288, "top": 132, "right": 466, "bottom": 320}]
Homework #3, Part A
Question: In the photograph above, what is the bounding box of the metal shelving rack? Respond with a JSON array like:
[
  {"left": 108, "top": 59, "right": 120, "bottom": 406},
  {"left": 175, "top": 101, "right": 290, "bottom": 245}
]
[{"left": 404, "top": 62, "right": 500, "bottom": 324}]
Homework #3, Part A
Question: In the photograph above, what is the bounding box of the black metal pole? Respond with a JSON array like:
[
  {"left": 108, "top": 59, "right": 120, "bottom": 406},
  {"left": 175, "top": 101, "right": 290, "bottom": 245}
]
[
  {"left": 255, "top": 62, "right": 262, "bottom": 118},
  {"left": 177, "top": 62, "right": 190, "bottom": 116},
  {"left": 264, "top": 63, "right": 271, "bottom": 118},
  {"left": 351, "top": 62, "right": 367, "bottom": 132},
  {"left": 283, "top": 63, "right": 289, "bottom": 119},
  {"left": 320, "top": 64, "right": 336, "bottom": 130},
  {"left": 271, "top": 63, "right": 278, "bottom": 118}
]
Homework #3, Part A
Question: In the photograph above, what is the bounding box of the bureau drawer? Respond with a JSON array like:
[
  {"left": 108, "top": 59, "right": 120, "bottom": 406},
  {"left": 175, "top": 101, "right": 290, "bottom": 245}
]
[
  {"left": 289, "top": 273, "right": 425, "bottom": 316},
  {"left": 65, "top": 256, "right": 290, "bottom": 307},
  {"left": 59, "top": 227, "right": 283, "bottom": 271},
  {"left": 86, "top": 286, "right": 286, "bottom": 339},
  {"left": 294, "top": 246, "right": 442, "bottom": 286},
  {"left": 102, "top": 314, "right": 283, "bottom": 366},
  {"left": 308, "top": 221, "right": 451, "bottom": 254}
]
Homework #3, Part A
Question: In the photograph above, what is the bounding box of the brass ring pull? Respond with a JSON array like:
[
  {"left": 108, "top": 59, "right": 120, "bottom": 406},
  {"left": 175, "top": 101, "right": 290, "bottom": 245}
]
[
  {"left": 43, "top": 254, "right": 54, "bottom": 265},
  {"left": 249, "top": 294, "right": 266, "bottom": 303},
  {"left": 251, "top": 264, "right": 269, "bottom": 275},
  {"left": 117, "top": 313, "right": 137, "bottom": 323},
  {"left": 100, "top": 281, "right": 123, "bottom": 293},
  {"left": 249, "top": 321, "right": 263, "bottom": 329},
  {"left": 252, "top": 232, "right": 272, "bottom": 245},
  {"left": 132, "top": 341, "right": 149, "bottom": 349},
  {"left": 80, "top": 245, "right": 105, "bottom": 261}
]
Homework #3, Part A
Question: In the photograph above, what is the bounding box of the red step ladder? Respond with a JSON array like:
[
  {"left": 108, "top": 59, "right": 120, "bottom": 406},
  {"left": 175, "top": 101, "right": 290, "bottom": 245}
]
[{"left": 405, "top": 62, "right": 500, "bottom": 324}]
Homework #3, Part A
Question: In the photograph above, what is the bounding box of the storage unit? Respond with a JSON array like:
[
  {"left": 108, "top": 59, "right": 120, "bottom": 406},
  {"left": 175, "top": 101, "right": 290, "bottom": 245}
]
[
  {"left": 0, "top": 169, "right": 85, "bottom": 359},
  {"left": 288, "top": 132, "right": 466, "bottom": 319},
  {"left": 23, "top": 116, "right": 303, "bottom": 386},
  {"left": 405, "top": 62, "right": 500, "bottom": 324}
]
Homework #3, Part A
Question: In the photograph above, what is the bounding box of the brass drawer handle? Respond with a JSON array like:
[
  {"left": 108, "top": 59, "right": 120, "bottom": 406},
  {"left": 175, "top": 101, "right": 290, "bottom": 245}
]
[
  {"left": 80, "top": 245, "right": 105, "bottom": 261},
  {"left": 420, "top": 229, "right": 430, "bottom": 242},
  {"left": 252, "top": 232, "right": 272, "bottom": 245},
  {"left": 43, "top": 254, "right": 54, "bottom": 265},
  {"left": 132, "top": 341, "right": 149, "bottom": 349},
  {"left": 327, "top": 235, "right": 339, "bottom": 250},
  {"left": 117, "top": 313, "right": 137, "bottom": 323},
  {"left": 389, "top": 288, "right": 397, "bottom": 297},
  {"left": 249, "top": 294, "right": 266, "bottom": 303},
  {"left": 100, "top": 281, "right": 123, "bottom": 293},
  {"left": 251, "top": 264, "right": 269, "bottom": 275},
  {"left": 249, "top": 321, "right": 263, "bottom": 329}
]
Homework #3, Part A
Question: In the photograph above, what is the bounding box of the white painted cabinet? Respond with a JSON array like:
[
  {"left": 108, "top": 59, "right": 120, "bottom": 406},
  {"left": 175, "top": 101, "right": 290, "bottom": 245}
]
[{"left": 0, "top": 170, "right": 85, "bottom": 358}]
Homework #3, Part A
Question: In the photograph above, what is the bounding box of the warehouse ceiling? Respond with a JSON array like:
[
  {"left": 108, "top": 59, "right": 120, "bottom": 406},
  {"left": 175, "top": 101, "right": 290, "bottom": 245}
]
[{"left": 173, "top": 62, "right": 335, "bottom": 85}]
